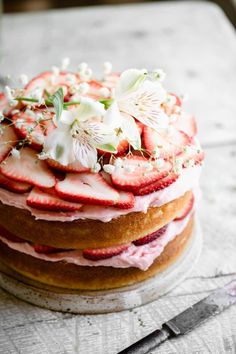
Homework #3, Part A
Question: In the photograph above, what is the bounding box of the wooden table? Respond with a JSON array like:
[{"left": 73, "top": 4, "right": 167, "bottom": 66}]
[{"left": 1, "top": 1, "right": 236, "bottom": 353}]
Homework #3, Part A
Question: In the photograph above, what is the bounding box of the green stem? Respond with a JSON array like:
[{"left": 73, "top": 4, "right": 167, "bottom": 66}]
[{"left": 15, "top": 97, "right": 39, "bottom": 103}]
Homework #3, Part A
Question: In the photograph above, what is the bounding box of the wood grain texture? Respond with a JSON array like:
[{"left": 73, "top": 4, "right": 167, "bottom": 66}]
[{"left": 0, "top": 1, "right": 236, "bottom": 353}]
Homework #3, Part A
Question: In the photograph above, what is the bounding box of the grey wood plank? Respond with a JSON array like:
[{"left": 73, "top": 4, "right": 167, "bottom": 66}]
[{"left": 1, "top": 1, "right": 236, "bottom": 146}]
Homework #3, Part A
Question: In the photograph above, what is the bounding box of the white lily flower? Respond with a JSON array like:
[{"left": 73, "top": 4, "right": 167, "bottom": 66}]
[
  {"left": 104, "top": 102, "right": 141, "bottom": 150},
  {"left": 44, "top": 97, "right": 118, "bottom": 168},
  {"left": 114, "top": 69, "right": 169, "bottom": 132}
]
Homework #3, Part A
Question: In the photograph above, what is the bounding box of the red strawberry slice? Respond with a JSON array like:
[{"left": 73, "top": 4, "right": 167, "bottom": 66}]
[
  {"left": 0, "top": 225, "right": 26, "bottom": 243},
  {"left": 178, "top": 144, "right": 204, "bottom": 167},
  {"left": 133, "top": 225, "right": 168, "bottom": 246},
  {"left": 98, "top": 139, "right": 129, "bottom": 158},
  {"left": 47, "top": 159, "right": 89, "bottom": 173},
  {"left": 0, "top": 173, "right": 32, "bottom": 193},
  {"left": 0, "top": 124, "right": 18, "bottom": 163},
  {"left": 115, "top": 190, "right": 135, "bottom": 209},
  {"left": 34, "top": 244, "right": 65, "bottom": 254},
  {"left": 0, "top": 147, "right": 56, "bottom": 188},
  {"left": 102, "top": 72, "right": 120, "bottom": 89},
  {"left": 174, "top": 194, "right": 194, "bottom": 221},
  {"left": 56, "top": 172, "right": 120, "bottom": 206},
  {"left": 111, "top": 156, "right": 172, "bottom": 192},
  {"left": 169, "top": 93, "right": 182, "bottom": 107},
  {"left": 0, "top": 92, "right": 13, "bottom": 117},
  {"left": 135, "top": 172, "right": 179, "bottom": 196},
  {"left": 83, "top": 244, "right": 128, "bottom": 261},
  {"left": 143, "top": 126, "right": 191, "bottom": 158},
  {"left": 173, "top": 115, "right": 197, "bottom": 138},
  {"left": 25, "top": 71, "right": 75, "bottom": 97},
  {"left": 86, "top": 80, "right": 104, "bottom": 99},
  {"left": 27, "top": 187, "right": 83, "bottom": 211}
]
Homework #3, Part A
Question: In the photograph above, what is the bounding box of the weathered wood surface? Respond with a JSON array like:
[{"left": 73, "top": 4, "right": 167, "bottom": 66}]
[{"left": 0, "top": 1, "right": 236, "bottom": 353}]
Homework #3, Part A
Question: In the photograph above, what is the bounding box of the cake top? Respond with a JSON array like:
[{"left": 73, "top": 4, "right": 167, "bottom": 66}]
[{"left": 0, "top": 60, "right": 203, "bottom": 213}]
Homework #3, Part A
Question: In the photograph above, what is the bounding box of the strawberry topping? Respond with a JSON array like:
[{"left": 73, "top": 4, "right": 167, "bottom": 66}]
[
  {"left": 0, "top": 147, "right": 56, "bottom": 188},
  {"left": 173, "top": 115, "right": 197, "bottom": 138},
  {"left": 83, "top": 244, "right": 128, "bottom": 261},
  {"left": 0, "top": 124, "right": 18, "bottom": 163},
  {"left": 27, "top": 187, "right": 83, "bottom": 211},
  {"left": 174, "top": 194, "right": 194, "bottom": 221},
  {"left": 135, "top": 173, "right": 178, "bottom": 196},
  {"left": 0, "top": 173, "right": 32, "bottom": 193},
  {"left": 47, "top": 159, "right": 89, "bottom": 173},
  {"left": 33, "top": 244, "right": 65, "bottom": 254},
  {"left": 111, "top": 155, "right": 172, "bottom": 192},
  {"left": 56, "top": 172, "right": 120, "bottom": 206},
  {"left": 133, "top": 225, "right": 168, "bottom": 246}
]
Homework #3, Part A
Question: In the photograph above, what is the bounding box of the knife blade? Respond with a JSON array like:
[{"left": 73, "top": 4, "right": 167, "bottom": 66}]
[{"left": 118, "top": 279, "right": 236, "bottom": 354}]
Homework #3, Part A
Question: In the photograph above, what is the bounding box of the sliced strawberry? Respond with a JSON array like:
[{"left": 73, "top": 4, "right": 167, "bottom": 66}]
[
  {"left": 56, "top": 172, "right": 120, "bottom": 206},
  {"left": 173, "top": 115, "right": 197, "bottom": 138},
  {"left": 136, "top": 121, "right": 144, "bottom": 135},
  {"left": 169, "top": 93, "right": 182, "bottom": 107},
  {"left": 102, "top": 72, "right": 120, "bottom": 89},
  {"left": 0, "top": 225, "right": 26, "bottom": 243},
  {"left": 12, "top": 111, "right": 45, "bottom": 150},
  {"left": 179, "top": 144, "right": 205, "bottom": 167},
  {"left": 25, "top": 71, "right": 74, "bottom": 97},
  {"left": 115, "top": 190, "right": 135, "bottom": 209},
  {"left": 0, "top": 92, "right": 13, "bottom": 117},
  {"left": 27, "top": 187, "right": 83, "bottom": 211},
  {"left": 0, "top": 173, "right": 32, "bottom": 193},
  {"left": 174, "top": 194, "right": 194, "bottom": 221},
  {"left": 0, "top": 147, "right": 56, "bottom": 188},
  {"left": 133, "top": 225, "right": 168, "bottom": 246},
  {"left": 135, "top": 172, "right": 178, "bottom": 196},
  {"left": 143, "top": 126, "right": 191, "bottom": 158},
  {"left": 111, "top": 156, "right": 171, "bottom": 192},
  {"left": 47, "top": 159, "right": 89, "bottom": 173},
  {"left": 0, "top": 124, "right": 18, "bottom": 163},
  {"left": 86, "top": 80, "right": 104, "bottom": 99},
  {"left": 83, "top": 244, "right": 128, "bottom": 261},
  {"left": 34, "top": 244, "right": 64, "bottom": 254}
]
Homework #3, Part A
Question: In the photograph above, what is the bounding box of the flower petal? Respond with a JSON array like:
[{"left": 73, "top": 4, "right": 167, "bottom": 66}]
[
  {"left": 120, "top": 113, "right": 141, "bottom": 150},
  {"left": 44, "top": 128, "right": 75, "bottom": 166},
  {"left": 115, "top": 69, "right": 147, "bottom": 99},
  {"left": 77, "top": 97, "right": 105, "bottom": 122},
  {"left": 58, "top": 110, "right": 75, "bottom": 126},
  {"left": 73, "top": 138, "right": 98, "bottom": 168}
]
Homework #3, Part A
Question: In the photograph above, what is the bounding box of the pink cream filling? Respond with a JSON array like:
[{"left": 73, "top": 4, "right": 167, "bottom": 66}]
[
  {"left": 0, "top": 211, "right": 192, "bottom": 271},
  {"left": 0, "top": 165, "right": 201, "bottom": 222}
]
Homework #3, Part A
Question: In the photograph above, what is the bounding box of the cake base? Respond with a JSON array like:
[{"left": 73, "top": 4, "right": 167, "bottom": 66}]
[{"left": 0, "top": 219, "right": 202, "bottom": 314}]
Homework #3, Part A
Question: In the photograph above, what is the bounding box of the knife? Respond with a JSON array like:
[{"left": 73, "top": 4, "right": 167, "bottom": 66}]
[{"left": 118, "top": 279, "right": 236, "bottom": 354}]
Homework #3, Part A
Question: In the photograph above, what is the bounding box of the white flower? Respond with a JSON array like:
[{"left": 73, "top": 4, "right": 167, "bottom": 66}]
[
  {"left": 174, "top": 157, "right": 183, "bottom": 174},
  {"left": 152, "top": 68, "right": 166, "bottom": 82},
  {"left": 11, "top": 148, "right": 20, "bottom": 159},
  {"left": 77, "top": 82, "right": 90, "bottom": 95},
  {"left": 5, "top": 86, "right": 14, "bottom": 101},
  {"left": 80, "top": 68, "right": 93, "bottom": 82},
  {"left": 103, "top": 164, "right": 116, "bottom": 174},
  {"left": 78, "top": 62, "right": 88, "bottom": 72},
  {"left": 44, "top": 97, "right": 118, "bottom": 168},
  {"left": 61, "top": 57, "right": 70, "bottom": 71},
  {"left": 103, "top": 61, "right": 112, "bottom": 75},
  {"left": 19, "top": 74, "right": 29, "bottom": 86},
  {"left": 114, "top": 69, "right": 169, "bottom": 132},
  {"left": 91, "top": 162, "right": 101, "bottom": 173},
  {"left": 99, "top": 87, "right": 110, "bottom": 98},
  {"left": 52, "top": 66, "right": 60, "bottom": 76},
  {"left": 65, "top": 74, "right": 77, "bottom": 85}
]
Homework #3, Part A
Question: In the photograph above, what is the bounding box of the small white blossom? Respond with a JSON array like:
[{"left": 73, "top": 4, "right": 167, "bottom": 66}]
[
  {"left": 152, "top": 147, "right": 160, "bottom": 158},
  {"left": 0, "top": 111, "right": 4, "bottom": 122},
  {"left": 99, "top": 87, "right": 110, "bottom": 98},
  {"left": 78, "top": 62, "right": 88, "bottom": 72},
  {"left": 61, "top": 57, "right": 70, "bottom": 71},
  {"left": 15, "top": 118, "right": 25, "bottom": 129},
  {"left": 25, "top": 109, "right": 36, "bottom": 118},
  {"left": 38, "top": 151, "right": 50, "bottom": 160},
  {"left": 154, "top": 158, "right": 165, "bottom": 169},
  {"left": 77, "top": 82, "right": 90, "bottom": 95},
  {"left": 183, "top": 145, "right": 194, "bottom": 156},
  {"left": 173, "top": 157, "right": 183, "bottom": 174},
  {"left": 103, "top": 164, "right": 116, "bottom": 174},
  {"left": 103, "top": 61, "right": 112, "bottom": 75},
  {"left": 80, "top": 68, "right": 93, "bottom": 82},
  {"left": 184, "top": 158, "right": 195, "bottom": 168},
  {"left": 9, "top": 100, "right": 18, "bottom": 107},
  {"left": 92, "top": 162, "right": 101, "bottom": 173},
  {"left": 11, "top": 148, "right": 20, "bottom": 159},
  {"left": 124, "top": 165, "right": 136, "bottom": 173},
  {"left": 5, "top": 86, "right": 14, "bottom": 101},
  {"left": 52, "top": 66, "right": 60, "bottom": 76},
  {"left": 19, "top": 74, "right": 29, "bottom": 86},
  {"left": 114, "top": 158, "right": 123, "bottom": 168},
  {"left": 152, "top": 68, "right": 166, "bottom": 82},
  {"left": 65, "top": 74, "right": 77, "bottom": 85}
]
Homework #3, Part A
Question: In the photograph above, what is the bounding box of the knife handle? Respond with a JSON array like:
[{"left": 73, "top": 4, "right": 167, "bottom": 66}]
[{"left": 118, "top": 327, "right": 171, "bottom": 354}]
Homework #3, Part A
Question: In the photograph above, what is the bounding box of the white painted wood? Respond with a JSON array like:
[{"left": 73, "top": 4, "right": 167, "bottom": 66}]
[{"left": 0, "top": 1, "right": 236, "bottom": 353}]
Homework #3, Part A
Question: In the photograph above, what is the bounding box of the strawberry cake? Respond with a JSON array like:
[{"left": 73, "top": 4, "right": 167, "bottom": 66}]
[{"left": 0, "top": 63, "right": 204, "bottom": 291}]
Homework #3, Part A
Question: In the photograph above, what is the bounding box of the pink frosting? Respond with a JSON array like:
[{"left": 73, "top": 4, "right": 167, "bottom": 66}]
[
  {"left": 0, "top": 165, "right": 201, "bottom": 222},
  {"left": 0, "top": 212, "right": 192, "bottom": 271}
]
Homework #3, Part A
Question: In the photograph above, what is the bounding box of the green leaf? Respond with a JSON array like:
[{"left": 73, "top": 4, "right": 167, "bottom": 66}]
[
  {"left": 55, "top": 144, "right": 64, "bottom": 159},
  {"left": 51, "top": 88, "right": 64, "bottom": 122},
  {"left": 98, "top": 143, "right": 117, "bottom": 153},
  {"left": 99, "top": 98, "right": 114, "bottom": 110}
]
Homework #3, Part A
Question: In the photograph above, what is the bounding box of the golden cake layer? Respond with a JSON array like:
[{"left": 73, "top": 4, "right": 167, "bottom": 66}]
[
  {"left": 0, "top": 216, "right": 193, "bottom": 290},
  {"left": 0, "top": 191, "right": 191, "bottom": 249}
]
